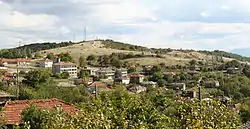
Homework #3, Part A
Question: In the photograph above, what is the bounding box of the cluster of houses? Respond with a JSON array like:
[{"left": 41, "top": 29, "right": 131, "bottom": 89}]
[{"left": 0, "top": 56, "right": 241, "bottom": 100}]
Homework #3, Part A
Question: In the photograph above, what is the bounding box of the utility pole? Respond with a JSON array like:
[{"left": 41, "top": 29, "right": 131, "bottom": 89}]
[
  {"left": 95, "top": 84, "right": 98, "bottom": 98},
  {"left": 16, "top": 41, "right": 21, "bottom": 99}
]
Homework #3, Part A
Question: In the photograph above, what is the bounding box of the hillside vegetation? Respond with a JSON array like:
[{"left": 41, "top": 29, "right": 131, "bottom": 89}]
[
  {"left": 0, "top": 41, "right": 76, "bottom": 58},
  {"left": 1, "top": 39, "right": 249, "bottom": 66}
]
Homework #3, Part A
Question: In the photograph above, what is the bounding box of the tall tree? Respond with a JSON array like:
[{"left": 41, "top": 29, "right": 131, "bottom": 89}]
[{"left": 79, "top": 56, "right": 87, "bottom": 68}]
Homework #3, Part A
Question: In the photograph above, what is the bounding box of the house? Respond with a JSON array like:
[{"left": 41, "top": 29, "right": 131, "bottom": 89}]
[
  {"left": 142, "top": 81, "right": 157, "bottom": 87},
  {"left": 52, "top": 58, "right": 77, "bottom": 78},
  {"left": 204, "top": 81, "right": 220, "bottom": 88},
  {"left": 0, "top": 58, "right": 31, "bottom": 66},
  {"left": 181, "top": 90, "right": 196, "bottom": 98},
  {"left": 120, "top": 76, "right": 130, "bottom": 84},
  {"left": 39, "top": 58, "right": 53, "bottom": 68},
  {"left": 168, "top": 83, "right": 186, "bottom": 91},
  {"left": 128, "top": 85, "right": 147, "bottom": 93},
  {"left": 0, "top": 98, "right": 78, "bottom": 125},
  {"left": 87, "top": 81, "right": 108, "bottom": 93},
  {"left": 143, "top": 65, "right": 153, "bottom": 75},
  {"left": 96, "top": 68, "right": 115, "bottom": 79},
  {"left": 227, "top": 67, "right": 239, "bottom": 74},
  {"left": 81, "top": 67, "right": 99, "bottom": 76},
  {"left": 114, "top": 76, "right": 130, "bottom": 85},
  {"left": 116, "top": 68, "right": 128, "bottom": 77},
  {"left": 129, "top": 73, "right": 145, "bottom": 84},
  {"left": 0, "top": 91, "right": 15, "bottom": 102},
  {"left": 74, "top": 77, "right": 93, "bottom": 85},
  {"left": 0, "top": 63, "right": 7, "bottom": 70}
]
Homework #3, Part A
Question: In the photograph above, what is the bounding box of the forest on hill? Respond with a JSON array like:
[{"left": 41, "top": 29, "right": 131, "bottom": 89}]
[{"left": 0, "top": 41, "right": 76, "bottom": 58}]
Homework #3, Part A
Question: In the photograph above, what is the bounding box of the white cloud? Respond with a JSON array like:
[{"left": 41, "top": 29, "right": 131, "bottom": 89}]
[
  {"left": 0, "top": 2, "right": 58, "bottom": 29},
  {"left": 220, "top": 5, "right": 230, "bottom": 10},
  {"left": 60, "top": 26, "right": 71, "bottom": 34},
  {"left": 200, "top": 12, "right": 210, "bottom": 18},
  {"left": 2, "top": 0, "right": 250, "bottom": 55}
]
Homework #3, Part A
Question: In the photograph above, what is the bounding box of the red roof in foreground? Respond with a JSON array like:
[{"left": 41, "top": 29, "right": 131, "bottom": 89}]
[{"left": 1, "top": 98, "right": 78, "bottom": 125}]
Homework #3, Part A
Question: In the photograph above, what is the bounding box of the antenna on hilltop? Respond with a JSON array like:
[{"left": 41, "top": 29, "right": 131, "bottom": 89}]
[{"left": 84, "top": 26, "right": 87, "bottom": 41}]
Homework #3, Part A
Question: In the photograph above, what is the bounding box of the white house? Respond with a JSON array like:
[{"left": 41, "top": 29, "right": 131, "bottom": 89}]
[
  {"left": 39, "top": 58, "right": 53, "bottom": 68},
  {"left": 120, "top": 76, "right": 130, "bottom": 85},
  {"left": 52, "top": 59, "right": 78, "bottom": 78}
]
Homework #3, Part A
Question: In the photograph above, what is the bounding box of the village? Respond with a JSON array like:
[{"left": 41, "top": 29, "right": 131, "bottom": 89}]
[
  {"left": 0, "top": 53, "right": 242, "bottom": 100},
  {"left": 0, "top": 43, "right": 247, "bottom": 127}
]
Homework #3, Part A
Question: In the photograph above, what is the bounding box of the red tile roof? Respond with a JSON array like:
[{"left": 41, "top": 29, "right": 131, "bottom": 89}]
[
  {"left": 88, "top": 81, "right": 107, "bottom": 87},
  {"left": 0, "top": 58, "right": 31, "bottom": 63},
  {"left": 40, "top": 58, "right": 53, "bottom": 62},
  {"left": 129, "top": 73, "right": 144, "bottom": 78},
  {"left": 53, "top": 62, "right": 76, "bottom": 66},
  {"left": 1, "top": 98, "right": 78, "bottom": 125}
]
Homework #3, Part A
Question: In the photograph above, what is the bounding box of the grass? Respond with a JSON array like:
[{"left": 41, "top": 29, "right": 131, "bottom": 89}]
[{"left": 38, "top": 40, "right": 238, "bottom": 66}]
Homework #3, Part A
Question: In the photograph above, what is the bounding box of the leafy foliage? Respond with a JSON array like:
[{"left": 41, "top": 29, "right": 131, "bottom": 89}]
[
  {"left": 21, "top": 88, "right": 241, "bottom": 129},
  {"left": 22, "top": 69, "right": 52, "bottom": 88},
  {"left": 0, "top": 41, "right": 74, "bottom": 59}
]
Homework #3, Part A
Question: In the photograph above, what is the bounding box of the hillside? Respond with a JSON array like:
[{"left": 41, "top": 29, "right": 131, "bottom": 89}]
[
  {"left": 1, "top": 39, "right": 248, "bottom": 66},
  {"left": 38, "top": 39, "right": 250, "bottom": 66}
]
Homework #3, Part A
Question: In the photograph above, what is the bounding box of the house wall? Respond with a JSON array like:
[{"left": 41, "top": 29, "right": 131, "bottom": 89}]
[
  {"left": 39, "top": 61, "right": 53, "bottom": 68},
  {"left": 122, "top": 79, "right": 130, "bottom": 85},
  {"left": 60, "top": 66, "right": 78, "bottom": 78}
]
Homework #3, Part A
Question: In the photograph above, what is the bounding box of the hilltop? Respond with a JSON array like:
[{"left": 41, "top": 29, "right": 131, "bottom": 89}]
[
  {"left": 1, "top": 39, "right": 249, "bottom": 66},
  {"left": 38, "top": 39, "right": 250, "bottom": 66}
]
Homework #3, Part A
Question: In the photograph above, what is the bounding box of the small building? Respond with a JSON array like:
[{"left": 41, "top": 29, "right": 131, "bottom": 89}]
[
  {"left": 0, "top": 91, "right": 15, "bottom": 102},
  {"left": 74, "top": 77, "right": 93, "bottom": 85},
  {"left": 129, "top": 74, "right": 145, "bottom": 84},
  {"left": 181, "top": 90, "right": 196, "bottom": 98},
  {"left": 168, "top": 83, "right": 186, "bottom": 91},
  {"left": 96, "top": 68, "right": 115, "bottom": 79},
  {"left": 0, "top": 98, "right": 78, "bottom": 125},
  {"left": 39, "top": 58, "right": 53, "bottom": 68},
  {"left": 52, "top": 58, "right": 77, "bottom": 78},
  {"left": 227, "top": 67, "right": 239, "bottom": 74},
  {"left": 114, "top": 76, "right": 130, "bottom": 85},
  {"left": 142, "top": 81, "right": 157, "bottom": 87},
  {"left": 87, "top": 81, "right": 108, "bottom": 93},
  {"left": 116, "top": 68, "right": 128, "bottom": 77},
  {"left": 143, "top": 65, "right": 153, "bottom": 75},
  {"left": 128, "top": 85, "right": 147, "bottom": 93},
  {"left": 204, "top": 81, "right": 220, "bottom": 88},
  {"left": 0, "top": 63, "right": 7, "bottom": 70},
  {"left": 81, "top": 67, "right": 99, "bottom": 76}
]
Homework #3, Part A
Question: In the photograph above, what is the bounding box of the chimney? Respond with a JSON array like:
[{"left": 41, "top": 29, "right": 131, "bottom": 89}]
[{"left": 56, "top": 58, "right": 61, "bottom": 63}]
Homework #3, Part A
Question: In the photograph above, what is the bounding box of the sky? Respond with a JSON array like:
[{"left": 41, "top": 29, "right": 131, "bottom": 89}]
[{"left": 1, "top": 0, "right": 250, "bottom": 56}]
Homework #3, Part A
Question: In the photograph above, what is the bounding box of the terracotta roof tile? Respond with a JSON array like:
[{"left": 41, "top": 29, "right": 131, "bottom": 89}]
[
  {"left": 1, "top": 98, "right": 78, "bottom": 125},
  {"left": 0, "top": 58, "right": 31, "bottom": 63},
  {"left": 88, "top": 81, "right": 107, "bottom": 87},
  {"left": 40, "top": 58, "right": 53, "bottom": 62},
  {"left": 129, "top": 73, "right": 144, "bottom": 78},
  {"left": 53, "top": 62, "right": 76, "bottom": 66}
]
